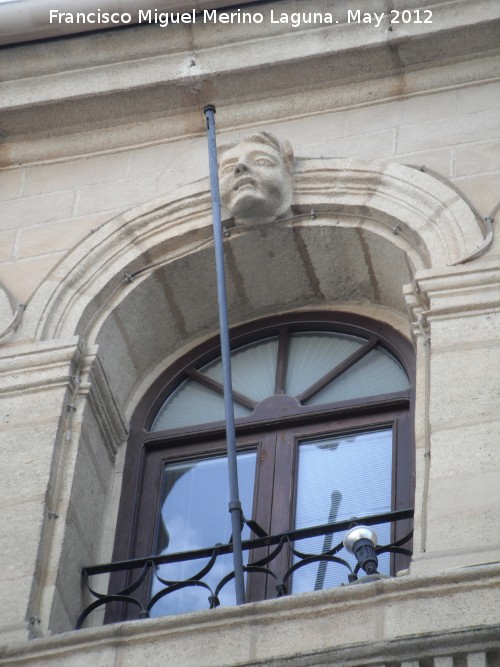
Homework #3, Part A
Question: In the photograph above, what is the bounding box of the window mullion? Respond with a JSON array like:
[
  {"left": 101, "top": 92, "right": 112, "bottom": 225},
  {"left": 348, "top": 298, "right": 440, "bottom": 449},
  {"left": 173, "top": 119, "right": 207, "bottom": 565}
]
[
  {"left": 274, "top": 326, "right": 289, "bottom": 394},
  {"left": 185, "top": 367, "right": 257, "bottom": 410}
]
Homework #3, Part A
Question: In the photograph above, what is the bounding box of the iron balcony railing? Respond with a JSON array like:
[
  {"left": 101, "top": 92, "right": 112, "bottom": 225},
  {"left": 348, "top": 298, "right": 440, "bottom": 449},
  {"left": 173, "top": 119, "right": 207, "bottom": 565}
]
[{"left": 76, "top": 508, "right": 413, "bottom": 629}]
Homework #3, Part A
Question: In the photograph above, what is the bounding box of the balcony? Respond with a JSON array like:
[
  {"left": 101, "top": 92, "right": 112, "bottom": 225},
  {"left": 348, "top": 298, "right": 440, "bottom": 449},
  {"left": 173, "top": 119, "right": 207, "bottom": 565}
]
[{"left": 77, "top": 508, "right": 413, "bottom": 628}]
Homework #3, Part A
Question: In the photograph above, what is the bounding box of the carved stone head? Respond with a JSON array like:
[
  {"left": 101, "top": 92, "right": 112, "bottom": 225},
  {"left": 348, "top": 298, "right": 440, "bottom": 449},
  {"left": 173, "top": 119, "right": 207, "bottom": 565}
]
[{"left": 218, "top": 132, "right": 294, "bottom": 223}]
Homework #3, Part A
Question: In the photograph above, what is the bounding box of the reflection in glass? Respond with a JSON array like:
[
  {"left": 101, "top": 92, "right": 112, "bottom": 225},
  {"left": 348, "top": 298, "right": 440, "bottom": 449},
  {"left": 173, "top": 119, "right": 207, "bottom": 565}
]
[
  {"left": 293, "top": 429, "right": 393, "bottom": 593},
  {"left": 150, "top": 451, "right": 256, "bottom": 616}
]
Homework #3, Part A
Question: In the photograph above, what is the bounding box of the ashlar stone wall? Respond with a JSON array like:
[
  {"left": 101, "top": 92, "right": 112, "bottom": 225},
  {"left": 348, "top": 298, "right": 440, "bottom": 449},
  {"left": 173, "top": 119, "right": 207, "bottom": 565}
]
[
  {"left": 1, "top": 81, "right": 499, "bottom": 304},
  {"left": 0, "top": 1, "right": 498, "bottom": 661}
]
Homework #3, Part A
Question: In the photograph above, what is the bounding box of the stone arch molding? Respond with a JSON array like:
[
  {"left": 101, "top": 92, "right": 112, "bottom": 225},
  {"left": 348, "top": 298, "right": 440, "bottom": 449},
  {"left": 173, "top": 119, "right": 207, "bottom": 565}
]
[{"left": 20, "top": 158, "right": 487, "bottom": 344}]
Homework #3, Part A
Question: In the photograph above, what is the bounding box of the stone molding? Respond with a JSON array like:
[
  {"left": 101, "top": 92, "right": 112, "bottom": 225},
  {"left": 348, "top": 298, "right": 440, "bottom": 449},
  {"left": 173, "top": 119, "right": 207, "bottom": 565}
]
[
  {"left": 405, "top": 260, "right": 500, "bottom": 341},
  {"left": 18, "top": 159, "right": 487, "bottom": 343},
  {"left": 0, "top": 338, "right": 81, "bottom": 396},
  {"left": 1, "top": 564, "right": 499, "bottom": 666},
  {"left": 0, "top": 0, "right": 498, "bottom": 163},
  {"left": 79, "top": 351, "right": 128, "bottom": 459}
]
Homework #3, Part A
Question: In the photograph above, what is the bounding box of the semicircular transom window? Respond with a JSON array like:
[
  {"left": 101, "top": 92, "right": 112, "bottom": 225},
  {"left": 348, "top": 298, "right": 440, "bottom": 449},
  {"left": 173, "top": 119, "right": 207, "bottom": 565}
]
[{"left": 151, "top": 331, "right": 409, "bottom": 431}]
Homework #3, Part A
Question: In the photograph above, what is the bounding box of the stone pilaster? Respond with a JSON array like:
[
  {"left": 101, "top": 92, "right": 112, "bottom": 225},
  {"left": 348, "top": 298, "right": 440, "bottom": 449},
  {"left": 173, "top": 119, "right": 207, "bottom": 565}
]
[{"left": 405, "top": 260, "right": 500, "bottom": 575}]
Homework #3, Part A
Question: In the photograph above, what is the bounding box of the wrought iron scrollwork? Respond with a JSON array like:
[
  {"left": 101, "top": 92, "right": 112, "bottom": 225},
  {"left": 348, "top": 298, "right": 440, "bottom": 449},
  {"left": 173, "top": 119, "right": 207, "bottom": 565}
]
[{"left": 76, "top": 508, "right": 413, "bottom": 629}]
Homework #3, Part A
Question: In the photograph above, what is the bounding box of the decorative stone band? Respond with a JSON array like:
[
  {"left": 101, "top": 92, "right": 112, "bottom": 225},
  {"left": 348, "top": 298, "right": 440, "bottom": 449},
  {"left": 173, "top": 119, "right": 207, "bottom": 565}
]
[
  {"left": 1, "top": 0, "right": 498, "bottom": 163},
  {"left": 1, "top": 564, "right": 499, "bottom": 666},
  {"left": 19, "top": 159, "right": 488, "bottom": 344},
  {"left": 0, "top": 338, "right": 82, "bottom": 396}
]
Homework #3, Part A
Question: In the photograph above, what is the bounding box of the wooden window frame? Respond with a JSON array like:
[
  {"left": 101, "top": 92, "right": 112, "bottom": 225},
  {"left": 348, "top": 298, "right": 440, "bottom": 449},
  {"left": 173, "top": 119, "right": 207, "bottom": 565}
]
[{"left": 109, "top": 312, "right": 415, "bottom": 621}]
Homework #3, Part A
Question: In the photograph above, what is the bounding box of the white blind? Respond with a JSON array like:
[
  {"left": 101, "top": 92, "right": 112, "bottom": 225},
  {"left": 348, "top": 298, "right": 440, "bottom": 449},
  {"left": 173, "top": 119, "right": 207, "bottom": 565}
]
[
  {"left": 305, "top": 347, "right": 409, "bottom": 406},
  {"left": 285, "top": 333, "right": 364, "bottom": 397},
  {"left": 151, "top": 379, "right": 251, "bottom": 431},
  {"left": 151, "top": 331, "right": 409, "bottom": 431},
  {"left": 203, "top": 338, "right": 278, "bottom": 402},
  {"left": 293, "top": 428, "right": 393, "bottom": 592}
]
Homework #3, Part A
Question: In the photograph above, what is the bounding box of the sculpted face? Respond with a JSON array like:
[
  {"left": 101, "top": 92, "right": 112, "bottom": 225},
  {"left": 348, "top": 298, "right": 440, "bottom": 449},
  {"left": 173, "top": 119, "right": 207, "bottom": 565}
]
[{"left": 218, "top": 133, "right": 294, "bottom": 223}]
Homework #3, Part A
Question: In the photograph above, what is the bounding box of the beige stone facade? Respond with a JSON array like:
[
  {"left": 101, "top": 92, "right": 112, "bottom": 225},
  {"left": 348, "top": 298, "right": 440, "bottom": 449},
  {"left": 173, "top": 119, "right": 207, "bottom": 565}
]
[{"left": 0, "top": 0, "right": 499, "bottom": 664}]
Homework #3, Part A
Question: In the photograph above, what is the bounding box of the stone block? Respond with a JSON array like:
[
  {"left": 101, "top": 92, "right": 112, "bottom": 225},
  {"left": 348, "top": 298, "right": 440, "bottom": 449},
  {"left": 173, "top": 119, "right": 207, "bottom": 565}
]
[
  {"left": 384, "top": 578, "right": 500, "bottom": 639},
  {"left": 76, "top": 173, "right": 160, "bottom": 216},
  {"left": 0, "top": 386, "right": 67, "bottom": 432},
  {"left": 429, "top": 420, "right": 500, "bottom": 479},
  {"left": 155, "top": 168, "right": 181, "bottom": 191},
  {"left": 0, "top": 285, "right": 14, "bottom": 331},
  {"left": 158, "top": 246, "right": 221, "bottom": 336},
  {"left": 307, "top": 128, "right": 396, "bottom": 161},
  {"left": 454, "top": 138, "right": 500, "bottom": 176},
  {"left": 0, "top": 496, "right": 46, "bottom": 582},
  {"left": 179, "top": 165, "right": 209, "bottom": 186},
  {"left": 0, "top": 168, "right": 23, "bottom": 201},
  {"left": 95, "top": 315, "right": 139, "bottom": 412},
  {"left": 47, "top": 586, "right": 73, "bottom": 637},
  {"left": 128, "top": 137, "right": 208, "bottom": 176},
  {"left": 467, "top": 653, "right": 487, "bottom": 667},
  {"left": 451, "top": 171, "right": 500, "bottom": 217},
  {"left": 298, "top": 225, "right": 372, "bottom": 303},
  {"left": 16, "top": 215, "right": 103, "bottom": 259},
  {"left": 80, "top": 408, "right": 116, "bottom": 474},
  {"left": 397, "top": 109, "right": 500, "bottom": 154},
  {"left": 384, "top": 147, "right": 452, "bottom": 176},
  {"left": 0, "top": 421, "right": 60, "bottom": 501},
  {"left": 0, "top": 252, "right": 64, "bottom": 302},
  {"left": 228, "top": 226, "right": 312, "bottom": 312},
  {"left": 429, "top": 346, "right": 500, "bottom": 429},
  {"left": 0, "top": 575, "right": 33, "bottom": 638},
  {"left": 345, "top": 90, "right": 456, "bottom": 136},
  {"left": 433, "top": 658, "right": 453, "bottom": 667},
  {"left": 0, "top": 229, "right": 16, "bottom": 262},
  {"left": 52, "top": 518, "right": 94, "bottom": 632},
  {"left": 110, "top": 274, "right": 181, "bottom": 379},
  {"left": 24, "top": 153, "right": 130, "bottom": 196},
  {"left": 0, "top": 190, "right": 75, "bottom": 231},
  {"left": 425, "top": 470, "right": 500, "bottom": 553},
  {"left": 99, "top": 468, "right": 124, "bottom": 566},
  {"left": 67, "top": 440, "right": 110, "bottom": 559},
  {"left": 265, "top": 111, "right": 346, "bottom": 149},
  {"left": 358, "top": 230, "right": 412, "bottom": 311},
  {"left": 430, "top": 311, "right": 498, "bottom": 346},
  {"left": 457, "top": 81, "right": 500, "bottom": 115}
]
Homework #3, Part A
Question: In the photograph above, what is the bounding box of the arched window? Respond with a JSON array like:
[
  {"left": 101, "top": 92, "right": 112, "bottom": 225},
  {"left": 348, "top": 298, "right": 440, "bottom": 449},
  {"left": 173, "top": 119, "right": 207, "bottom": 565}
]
[{"left": 110, "top": 313, "right": 414, "bottom": 620}]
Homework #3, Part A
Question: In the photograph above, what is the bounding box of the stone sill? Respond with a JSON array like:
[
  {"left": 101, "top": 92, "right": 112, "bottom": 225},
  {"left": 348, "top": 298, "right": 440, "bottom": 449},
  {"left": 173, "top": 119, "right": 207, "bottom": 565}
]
[{"left": 1, "top": 563, "right": 500, "bottom": 666}]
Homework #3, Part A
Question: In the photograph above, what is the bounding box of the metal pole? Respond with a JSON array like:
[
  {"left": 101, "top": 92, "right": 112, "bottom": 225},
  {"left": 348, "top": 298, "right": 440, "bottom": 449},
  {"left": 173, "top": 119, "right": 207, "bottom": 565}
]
[{"left": 203, "top": 104, "right": 246, "bottom": 606}]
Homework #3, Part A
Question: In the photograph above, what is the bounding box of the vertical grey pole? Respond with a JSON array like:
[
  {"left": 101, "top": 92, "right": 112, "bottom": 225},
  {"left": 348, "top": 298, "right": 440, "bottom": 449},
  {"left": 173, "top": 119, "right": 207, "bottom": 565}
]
[{"left": 203, "top": 104, "right": 246, "bottom": 606}]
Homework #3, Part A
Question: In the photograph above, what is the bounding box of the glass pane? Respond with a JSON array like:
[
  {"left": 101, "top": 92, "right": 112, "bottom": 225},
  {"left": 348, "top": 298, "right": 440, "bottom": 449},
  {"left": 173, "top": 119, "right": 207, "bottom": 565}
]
[
  {"left": 293, "top": 429, "right": 393, "bottom": 593},
  {"left": 305, "top": 347, "right": 409, "bottom": 406},
  {"left": 151, "top": 451, "right": 256, "bottom": 616},
  {"left": 285, "top": 333, "right": 365, "bottom": 397},
  {"left": 151, "top": 380, "right": 252, "bottom": 431},
  {"left": 203, "top": 337, "right": 278, "bottom": 403}
]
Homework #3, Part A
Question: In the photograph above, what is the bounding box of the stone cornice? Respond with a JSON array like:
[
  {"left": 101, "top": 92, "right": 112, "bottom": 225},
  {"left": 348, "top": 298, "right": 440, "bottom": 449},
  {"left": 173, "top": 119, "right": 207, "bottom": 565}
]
[
  {"left": 1, "top": 564, "right": 499, "bottom": 665},
  {"left": 405, "top": 261, "right": 500, "bottom": 329},
  {"left": 0, "top": 338, "right": 81, "bottom": 395},
  {"left": 0, "top": 0, "right": 498, "bottom": 164}
]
